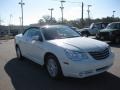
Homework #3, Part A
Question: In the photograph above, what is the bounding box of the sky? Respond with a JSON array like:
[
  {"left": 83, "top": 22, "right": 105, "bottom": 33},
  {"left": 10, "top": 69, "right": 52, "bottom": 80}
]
[{"left": 0, "top": 0, "right": 120, "bottom": 25}]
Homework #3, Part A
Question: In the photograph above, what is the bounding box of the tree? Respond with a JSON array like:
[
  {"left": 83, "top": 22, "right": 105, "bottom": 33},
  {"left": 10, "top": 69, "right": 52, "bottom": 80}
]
[
  {"left": 38, "top": 19, "right": 45, "bottom": 25},
  {"left": 42, "top": 15, "right": 51, "bottom": 24},
  {"left": 38, "top": 16, "right": 120, "bottom": 28},
  {"left": 41, "top": 15, "right": 57, "bottom": 24}
]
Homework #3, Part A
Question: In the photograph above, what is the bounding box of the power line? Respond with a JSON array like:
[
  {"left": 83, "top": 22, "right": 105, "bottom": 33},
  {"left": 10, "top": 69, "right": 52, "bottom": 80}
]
[
  {"left": 66, "top": 1, "right": 81, "bottom": 4},
  {"left": 52, "top": 0, "right": 81, "bottom": 4},
  {"left": 52, "top": 0, "right": 84, "bottom": 24}
]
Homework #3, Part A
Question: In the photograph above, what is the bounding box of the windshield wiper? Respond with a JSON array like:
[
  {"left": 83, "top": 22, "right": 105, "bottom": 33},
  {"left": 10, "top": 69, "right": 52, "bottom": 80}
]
[{"left": 66, "top": 36, "right": 80, "bottom": 38}]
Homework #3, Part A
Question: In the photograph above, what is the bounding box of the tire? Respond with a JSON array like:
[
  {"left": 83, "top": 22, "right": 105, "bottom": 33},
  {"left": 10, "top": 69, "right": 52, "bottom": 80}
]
[
  {"left": 16, "top": 46, "right": 23, "bottom": 60},
  {"left": 96, "top": 33, "right": 100, "bottom": 40},
  {"left": 45, "top": 55, "right": 63, "bottom": 79},
  {"left": 82, "top": 31, "right": 90, "bottom": 37}
]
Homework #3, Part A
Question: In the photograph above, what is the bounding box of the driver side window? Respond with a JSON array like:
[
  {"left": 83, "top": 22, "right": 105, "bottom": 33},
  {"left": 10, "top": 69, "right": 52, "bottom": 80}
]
[{"left": 24, "top": 28, "right": 42, "bottom": 40}]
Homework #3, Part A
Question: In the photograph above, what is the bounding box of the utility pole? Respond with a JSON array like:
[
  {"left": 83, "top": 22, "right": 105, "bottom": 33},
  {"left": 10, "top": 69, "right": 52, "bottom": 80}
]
[
  {"left": 60, "top": 0, "right": 65, "bottom": 24},
  {"left": 48, "top": 8, "right": 54, "bottom": 23},
  {"left": 81, "top": 2, "right": 84, "bottom": 28},
  {"left": 19, "top": 17, "right": 22, "bottom": 26},
  {"left": 0, "top": 16, "right": 3, "bottom": 26},
  {"left": 8, "top": 14, "right": 13, "bottom": 35},
  {"left": 0, "top": 17, "right": 2, "bottom": 25},
  {"left": 19, "top": 0, "right": 25, "bottom": 31},
  {"left": 87, "top": 5, "right": 92, "bottom": 26},
  {"left": 19, "top": 17, "right": 22, "bottom": 33},
  {"left": 113, "top": 11, "right": 116, "bottom": 18}
]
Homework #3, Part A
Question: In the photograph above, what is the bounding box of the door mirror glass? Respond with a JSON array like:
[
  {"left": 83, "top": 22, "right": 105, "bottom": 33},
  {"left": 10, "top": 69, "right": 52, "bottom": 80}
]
[
  {"left": 32, "top": 35, "right": 43, "bottom": 42},
  {"left": 32, "top": 36, "right": 39, "bottom": 41}
]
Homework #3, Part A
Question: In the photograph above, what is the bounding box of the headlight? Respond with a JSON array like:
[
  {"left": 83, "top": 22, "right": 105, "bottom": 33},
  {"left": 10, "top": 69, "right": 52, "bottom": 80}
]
[{"left": 64, "top": 49, "right": 88, "bottom": 61}]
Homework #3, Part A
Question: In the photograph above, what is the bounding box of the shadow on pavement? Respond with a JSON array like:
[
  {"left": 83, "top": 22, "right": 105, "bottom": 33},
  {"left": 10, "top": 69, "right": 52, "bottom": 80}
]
[
  {"left": 108, "top": 42, "right": 120, "bottom": 48},
  {"left": 4, "top": 58, "right": 120, "bottom": 90}
]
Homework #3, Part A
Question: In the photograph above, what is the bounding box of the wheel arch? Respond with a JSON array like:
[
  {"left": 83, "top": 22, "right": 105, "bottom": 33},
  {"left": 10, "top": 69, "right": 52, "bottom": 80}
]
[
  {"left": 44, "top": 52, "right": 63, "bottom": 78},
  {"left": 44, "top": 52, "right": 58, "bottom": 65}
]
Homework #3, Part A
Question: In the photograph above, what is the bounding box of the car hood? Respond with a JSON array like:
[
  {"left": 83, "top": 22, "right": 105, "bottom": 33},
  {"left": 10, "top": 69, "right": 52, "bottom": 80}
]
[
  {"left": 79, "top": 28, "right": 90, "bottom": 32},
  {"left": 47, "top": 37, "right": 108, "bottom": 52},
  {"left": 100, "top": 29, "right": 118, "bottom": 32}
]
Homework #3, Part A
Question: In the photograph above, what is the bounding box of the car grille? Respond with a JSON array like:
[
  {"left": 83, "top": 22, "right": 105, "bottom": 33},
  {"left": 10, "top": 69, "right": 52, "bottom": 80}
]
[
  {"left": 89, "top": 48, "right": 109, "bottom": 60},
  {"left": 100, "top": 32, "right": 109, "bottom": 36}
]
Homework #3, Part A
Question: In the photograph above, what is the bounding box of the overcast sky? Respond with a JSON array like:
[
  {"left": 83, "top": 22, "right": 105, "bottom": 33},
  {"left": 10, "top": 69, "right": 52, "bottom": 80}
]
[{"left": 0, "top": 0, "right": 120, "bottom": 25}]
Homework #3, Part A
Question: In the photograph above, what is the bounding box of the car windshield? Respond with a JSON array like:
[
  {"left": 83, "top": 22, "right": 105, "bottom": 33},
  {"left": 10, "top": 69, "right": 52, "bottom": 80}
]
[
  {"left": 106, "top": 23, "right": 120, "bottom": 29},
  {"left": 42, "top": 26, "right": 81, "bottom": 40}
]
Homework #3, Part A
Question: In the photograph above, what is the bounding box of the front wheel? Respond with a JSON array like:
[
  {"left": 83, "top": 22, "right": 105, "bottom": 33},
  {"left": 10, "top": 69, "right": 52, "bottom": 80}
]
[
  {"left": 16, "top": 46, "right": 23, "bottom": 60},
  {"left": 45, "top": 55, "right": 63, "bottom": 79},
  {"left": 81, "top": 31, "right": 90, "bottom": 37}
]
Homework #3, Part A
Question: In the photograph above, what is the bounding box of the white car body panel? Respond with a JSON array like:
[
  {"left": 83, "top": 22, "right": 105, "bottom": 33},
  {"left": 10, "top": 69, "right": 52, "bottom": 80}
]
[{"left": 15, "top": 27, "right": 114, "bottom": 78}]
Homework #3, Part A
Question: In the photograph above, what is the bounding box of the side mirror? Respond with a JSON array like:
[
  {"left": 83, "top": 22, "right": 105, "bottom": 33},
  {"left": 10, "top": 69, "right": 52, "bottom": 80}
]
[
  {"left": 92, "top": 26, "right": 97, "bottom": 29},
  {"left": 32, "top": 36, "right": 43, "bottom": 42}
]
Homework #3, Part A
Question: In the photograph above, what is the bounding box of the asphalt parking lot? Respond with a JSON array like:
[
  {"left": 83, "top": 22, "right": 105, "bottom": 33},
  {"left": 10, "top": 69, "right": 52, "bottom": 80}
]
[{"left": 0, "top": 39, "right": 120, "bottom": 90}]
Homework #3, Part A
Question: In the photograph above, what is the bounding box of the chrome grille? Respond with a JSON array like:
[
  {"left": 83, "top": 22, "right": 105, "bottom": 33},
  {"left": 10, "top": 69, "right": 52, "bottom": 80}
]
[{"left": 89, "top": 48, "right": 109, "bottom": 60}]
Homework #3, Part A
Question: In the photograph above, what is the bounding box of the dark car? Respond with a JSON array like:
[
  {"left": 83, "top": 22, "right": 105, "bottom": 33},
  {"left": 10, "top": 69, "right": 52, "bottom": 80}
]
[
  {"left": 96, "top": 22, "right": 120, "bottom": 43},
  {"left": 80, "top": 22, "right": 108, "bottom": 37}
]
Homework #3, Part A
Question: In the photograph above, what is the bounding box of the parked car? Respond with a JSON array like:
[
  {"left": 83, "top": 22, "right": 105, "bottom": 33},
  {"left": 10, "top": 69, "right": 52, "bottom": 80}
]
[
  {"left": 15, "top": 25, "right": 114, "bottom": 79},
  {"left": 80, "top": 22, "right": 108, "bottom": 37},
  {"left": 96, "top": 22, "right": 120, "bottom": 43},
  {"left": 70, "top": 26, "right": 82, "bottom": 34}
]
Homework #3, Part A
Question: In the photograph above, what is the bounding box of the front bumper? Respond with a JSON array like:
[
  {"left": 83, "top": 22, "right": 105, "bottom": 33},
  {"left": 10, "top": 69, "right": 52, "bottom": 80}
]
[
  {"left": 61, "top": 52, "right": 114, "bottom": 78},
  {"left": 98, "top": 32, "right": 115, "bottom": 41}
]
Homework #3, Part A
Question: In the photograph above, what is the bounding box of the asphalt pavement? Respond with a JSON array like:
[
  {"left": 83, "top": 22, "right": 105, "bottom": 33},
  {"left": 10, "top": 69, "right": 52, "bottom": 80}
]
[{"left": 0, "top": 39, "right": 120, "bottom": 90}]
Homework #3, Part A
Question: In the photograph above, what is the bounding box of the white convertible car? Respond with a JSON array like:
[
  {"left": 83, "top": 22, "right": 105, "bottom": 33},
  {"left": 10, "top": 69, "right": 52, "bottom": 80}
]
[{"left": 15, "top": 25, "right": 114, "bottom": 79}]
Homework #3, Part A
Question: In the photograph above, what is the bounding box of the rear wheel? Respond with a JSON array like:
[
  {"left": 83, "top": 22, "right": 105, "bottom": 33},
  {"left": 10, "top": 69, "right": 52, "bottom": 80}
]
[{"left": 45, "top": 55, "right": 63, "bottom": 79}]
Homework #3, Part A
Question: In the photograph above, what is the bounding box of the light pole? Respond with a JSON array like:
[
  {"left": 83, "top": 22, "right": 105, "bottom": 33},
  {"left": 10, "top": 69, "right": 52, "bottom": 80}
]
[
  {"left": 60, "top": 0, "right": 65, "bottom": 23},
  {"left": 0, "top": 17, "right": 1, "bottom": 25},
  {"left": 48, "top": 8, "right": 54, "bottom": 23},
  {"left": 81, "top": 2, "right": 84, "bottom": 28},
  {"left": 8, "top": 14, "right": 13, "bottom": 35},
  {"left": 19, "top": 0, "right": 25, "bottom": 31},
  {"left": 19, "top": 17, "right": 22, "bottom": 33},
  {"left": 19, "top": 17, "right": 22, "bottom": 26},
  {"left": 113, "top": 11, "right": 116, "bottom": 18},
  {"left": 0, "top": 16, "right": 4, "bottom": 26},
  {"left": 87, "top": 5, "right": 92, "bottom": 26}
]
